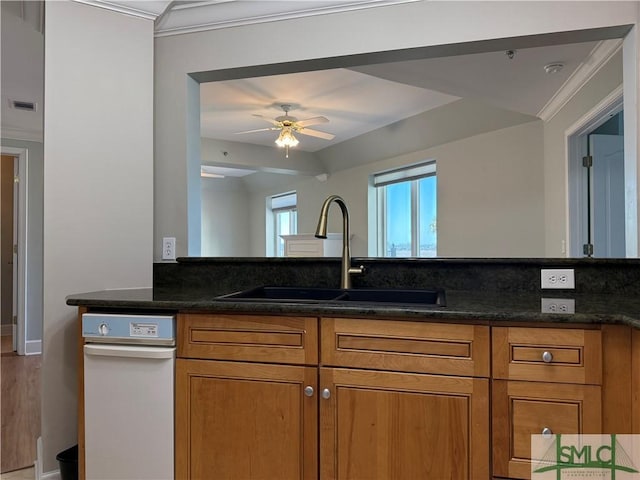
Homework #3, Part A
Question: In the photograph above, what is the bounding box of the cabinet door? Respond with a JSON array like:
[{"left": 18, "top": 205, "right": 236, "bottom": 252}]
[
  {"left": 176, "top": 359, "right": 318, "bottom": 480},
  {"left": 492, "top": 379, "right": 602, "bottom": 479},
  {"left": 319, "top": 367, "right": 489, "bottom": 480}
]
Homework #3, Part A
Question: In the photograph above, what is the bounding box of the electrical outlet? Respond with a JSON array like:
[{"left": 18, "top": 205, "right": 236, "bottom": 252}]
[
  {"left": 162, "top": 237, "right": 176, "bottom": 261},
  {"left": 541, "top": 269, "right": 575, "bottom": 289},
  {"left": 541, "top": 298, "right": 575, "bottom": 314}
]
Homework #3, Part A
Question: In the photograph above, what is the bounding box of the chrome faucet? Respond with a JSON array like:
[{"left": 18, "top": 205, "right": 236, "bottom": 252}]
[{"left": 315, "top": 195, "right": 365, "bottom": 289}]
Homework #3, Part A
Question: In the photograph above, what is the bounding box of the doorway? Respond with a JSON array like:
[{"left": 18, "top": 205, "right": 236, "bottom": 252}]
[
  {"left": 1, "top": 155, "right": 17, "bottom": 351},
  {"left": 0, "top": 147, "right": 40, "bottom": 475},
  {"left": 0, "top": 147, "right": 28, "bottom": 354},
  {"left": 567, "top": 89, "right": 624, "bottom": 257}
]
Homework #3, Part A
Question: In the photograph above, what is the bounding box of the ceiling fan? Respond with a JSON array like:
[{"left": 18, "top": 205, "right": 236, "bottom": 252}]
[{"left": 235, "top": 104, "right": 335, "bottom": 157}]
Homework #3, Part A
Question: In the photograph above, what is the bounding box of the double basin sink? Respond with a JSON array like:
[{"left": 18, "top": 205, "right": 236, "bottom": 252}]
[{"left": 217, "top": 286, "right": 446, "bottom": 307}]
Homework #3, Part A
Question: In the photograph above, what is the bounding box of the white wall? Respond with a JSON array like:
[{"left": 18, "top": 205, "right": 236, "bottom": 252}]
[
  {"left": 246, "top": 120, "right": 544, "bottom": 258},
  {"left": 0, "top": 3, "right": 44, "bottom": 142},
  {"left": 201, "top": 177, "right": 250, "bottom": 256},
  {"left": 437, "top": 121, "right": 544, "bottom": 257},
  {"left": 155, "top": 1, "right": 639, "bottom": 260},
  {"left": 543, "top": 49, "right": 624, "bottom": 256},
  {"left": 43, "top": 2, "right": 153, "bottom": 473}
]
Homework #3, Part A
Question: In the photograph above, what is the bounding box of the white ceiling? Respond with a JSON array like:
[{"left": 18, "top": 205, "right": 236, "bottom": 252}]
[
  {"left": 200, "top": 69, "right": 460, "bottom": 152},
  {"left": 0, "top": 0, "right": 620, "bottom": 156},
  {"left": 199, "top": 40, "right": 601, "bottom": 152},
  {"left": 77, "top": 0, "right": 419, "bottom": 35}
]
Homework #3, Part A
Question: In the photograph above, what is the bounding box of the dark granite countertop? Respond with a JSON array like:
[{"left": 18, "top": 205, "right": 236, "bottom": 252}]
[{"left": 66, "top": 287, "right": 640, "bottom": 329}]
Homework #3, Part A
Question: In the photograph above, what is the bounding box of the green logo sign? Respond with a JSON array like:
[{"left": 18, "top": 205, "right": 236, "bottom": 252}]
[{"left": 532, "top": 434, "right": 640, "bottom": 480}]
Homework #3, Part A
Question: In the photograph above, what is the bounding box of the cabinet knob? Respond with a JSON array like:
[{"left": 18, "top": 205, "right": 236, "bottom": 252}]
[
  {"left": 304, "top": 386, "right": 314, "bottom": 397},
  {"left": 321, "top": 388, "right": 331, "bottom": 399},
  {"left": 541, "top": 427, "right": 553, "bottom": 438},
  {"left": 542, "top": 351, "right": 553, "bottom": 363}
]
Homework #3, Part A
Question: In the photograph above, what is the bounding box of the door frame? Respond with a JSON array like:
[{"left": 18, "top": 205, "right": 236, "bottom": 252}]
[
  {"left": 1, "top": 146, "right": 28, "bottom": 355},
  {"left": 565, "top": 85, "right": 623, "bottom": 257}
]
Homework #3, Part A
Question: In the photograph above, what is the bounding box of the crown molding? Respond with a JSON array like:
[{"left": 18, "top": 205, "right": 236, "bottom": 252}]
[
  {"left": 154, "top": 0, "right": 419, "bottom": 37},
  {"left": 537, "top": 38, "right": 623, "bottom": 122},
  {"left": 72, "top": 0, "right": 165, "bottom": 21}
]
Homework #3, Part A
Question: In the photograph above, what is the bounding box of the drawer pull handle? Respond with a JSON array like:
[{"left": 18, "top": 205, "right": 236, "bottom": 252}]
[
  {"left": 304, "top": 386, "right": 314, "bottom": 397},
  {"left": 542, "top": 351, "right": 553, "bottom": 363},
  {"left": 541, "top": 427, "right": 553, "bottom": 438},
  {"left": 322, "top": 388, "right": 331, "bottom": 399}
]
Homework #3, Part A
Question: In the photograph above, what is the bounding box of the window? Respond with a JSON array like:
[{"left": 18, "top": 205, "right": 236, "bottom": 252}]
[
  {"left": 270, "top": 192, "right": 297, "bottom": 257},
  {"left": 374, "top": 162, "right": 436, "bottom": 257}
]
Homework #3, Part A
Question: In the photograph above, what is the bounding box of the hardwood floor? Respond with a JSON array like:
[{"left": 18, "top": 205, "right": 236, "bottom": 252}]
[
  {"left": 0, "top": 466, "right": 34, "bottom": 479},
  {"left": 1, "top": 336, "right": 41, "bottom": 473},
  {"left": 1, "top": 335, "right": 13, "bottom": 354}
]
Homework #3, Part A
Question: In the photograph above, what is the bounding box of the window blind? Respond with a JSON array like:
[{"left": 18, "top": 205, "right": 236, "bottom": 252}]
[
  {"left": 271, "top": 192, "right": 297, "bottom": 210},
  {"left": 373, "top": 161, "right": 436, "bottom": 187}
]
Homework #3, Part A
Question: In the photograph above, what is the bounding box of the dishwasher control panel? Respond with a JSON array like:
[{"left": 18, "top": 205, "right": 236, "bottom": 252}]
[{"left": 82, "top": 314, "right": 175, "bottom": 345}]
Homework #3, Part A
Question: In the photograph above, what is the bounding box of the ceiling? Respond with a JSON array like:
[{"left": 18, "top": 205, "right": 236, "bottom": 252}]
[
  {"left": 78, "top": 0, "right": 419, "bottom": 35},
  {"left": 0, "top": 0, "right": 621, "bottom": 155},
  {"left": 89, "top": 1, "right": 612, "bottom": 155},
  {"left": 199, "top": 40, "right": 603, "bottom": 152}
]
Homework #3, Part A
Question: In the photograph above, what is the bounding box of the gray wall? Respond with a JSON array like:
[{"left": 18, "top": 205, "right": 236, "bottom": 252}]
[
  {"left": 544, "top": 49, "right": 623, "bottom": 256},
  {"left": 43, "top": 2, "right": 153, "bottom": 473},
  {"left": 154, "top": 1, "right": 639, "bottom": 260},
  {"left": 201, "top": 177, "right": 251, "bottom": 256},
  {"left": 244, "top": 120, "right": 544, "bottom": 258},
  {"left": 1, "top": 138, "right": 43, "bottom": 343}
]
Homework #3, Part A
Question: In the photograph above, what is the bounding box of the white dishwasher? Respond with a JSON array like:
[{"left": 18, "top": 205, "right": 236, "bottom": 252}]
[{"left": 82, "top": 313, "right": 175, "bottom": 480}]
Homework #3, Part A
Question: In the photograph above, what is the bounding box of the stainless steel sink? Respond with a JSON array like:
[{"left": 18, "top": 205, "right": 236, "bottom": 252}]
[{"left": 217, "top": 286, "right": 446, "bottom": 307}]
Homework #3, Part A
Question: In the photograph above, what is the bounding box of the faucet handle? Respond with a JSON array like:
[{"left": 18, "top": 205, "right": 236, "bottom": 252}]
[{"left": 349, "top": 265, "right": 366, "bottom": 276}]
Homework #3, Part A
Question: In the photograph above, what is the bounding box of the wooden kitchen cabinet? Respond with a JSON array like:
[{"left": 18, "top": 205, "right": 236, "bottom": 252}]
[
  {"left": 176, "top": 313, "right": 319, "bottom": 479},
  {"left": 492, "top": 379, "right": 602, "bottom": 479},
  {"left": 320, "top": 318, "right": 490, "bottom": 479},
  {"left": 175, "top": 358, "right": 318, "bottom": 480},
  {"left": 173, "top": 314, "right": 633, "bottom": 480},
  {"left": 319, "top": 367, "right": 490, "bottom": 479},
  {"left": 492, "top": 326, "right": 604, "bottom": 480},
  {"left": 492, "top": 326, "right": 602, "bottom": 384},
  {"left": 176, "top": 314, "right": 491, "bottom": 480}
]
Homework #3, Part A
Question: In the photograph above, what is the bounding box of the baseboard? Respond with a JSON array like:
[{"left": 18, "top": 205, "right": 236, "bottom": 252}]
[
  {"left": 0, "top": 324, "right": 12, "bottom": 336},
  {"left": 40, "top": 470, "right": 61, "bottom": 480},
  {"left": 25, "top": 339, "right": 42, "bottom": 355}
]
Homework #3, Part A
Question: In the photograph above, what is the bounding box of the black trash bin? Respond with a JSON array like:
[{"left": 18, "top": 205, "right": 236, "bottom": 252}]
[{"left": 56, "top": 444, "right": 78, "bottom": 480}]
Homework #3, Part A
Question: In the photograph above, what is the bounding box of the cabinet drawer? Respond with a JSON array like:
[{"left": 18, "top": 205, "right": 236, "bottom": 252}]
[
  {"left": 492, "top": 380, "right": 602, "bottom": 479},
  {"left": 493, "top": 327, "right": 602, "bottom": 384},
  {"left": 178, "top": 313, "right": 318, "bottom": 364},
  {"left": 321, "top": 318, "right": 490, "bottom": 377}
]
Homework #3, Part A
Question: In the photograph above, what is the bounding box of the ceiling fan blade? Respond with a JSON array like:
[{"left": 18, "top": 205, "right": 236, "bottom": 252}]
[
  {"left": 235, "top": 127, "right": 278, "bottom": 134},
  {"left": 295, "top": 116, "right": 329, "bottom": 128},
  {"left": 298, "top": 128, "right": 335, "bottom": 140},
  {"left": 252, "top": 114, "right": 281, "bottom": 126}
]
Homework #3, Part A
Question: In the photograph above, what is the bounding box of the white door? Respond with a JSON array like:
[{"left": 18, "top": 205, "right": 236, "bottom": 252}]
[{"left": 589, "top": 134, "right": 625, "bottom": 257}]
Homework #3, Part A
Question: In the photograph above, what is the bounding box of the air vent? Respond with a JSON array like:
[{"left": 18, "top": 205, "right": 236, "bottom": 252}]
[{"left": 10, "top": 100, "right": 37, "bottom": 112}]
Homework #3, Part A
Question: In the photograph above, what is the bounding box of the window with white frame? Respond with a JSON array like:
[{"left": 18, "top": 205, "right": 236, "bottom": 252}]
[
  {"left": 374, "top": 161, "right": 437, "bottom": 257},
  {"left": 270, "top": 192, "right": 297, "bottom": 257}
]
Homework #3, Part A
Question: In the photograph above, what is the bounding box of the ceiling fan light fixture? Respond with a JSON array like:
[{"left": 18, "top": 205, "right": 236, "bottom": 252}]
[{"left": 275, "top": 127, "right": 299, "bottom": 148}]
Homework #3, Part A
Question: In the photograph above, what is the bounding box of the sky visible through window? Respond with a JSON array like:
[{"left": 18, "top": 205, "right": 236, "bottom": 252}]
[{"left": 384, "top": 176, "right": 436, "bottom": 257}]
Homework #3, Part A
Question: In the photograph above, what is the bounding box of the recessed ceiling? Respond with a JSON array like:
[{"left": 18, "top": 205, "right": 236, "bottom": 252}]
[
  {"left": 200, "top": 69, "right": 459, "bottom": 152},
  {"left": 199, "top": 40, "right": 603, "bottom": 152}
]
